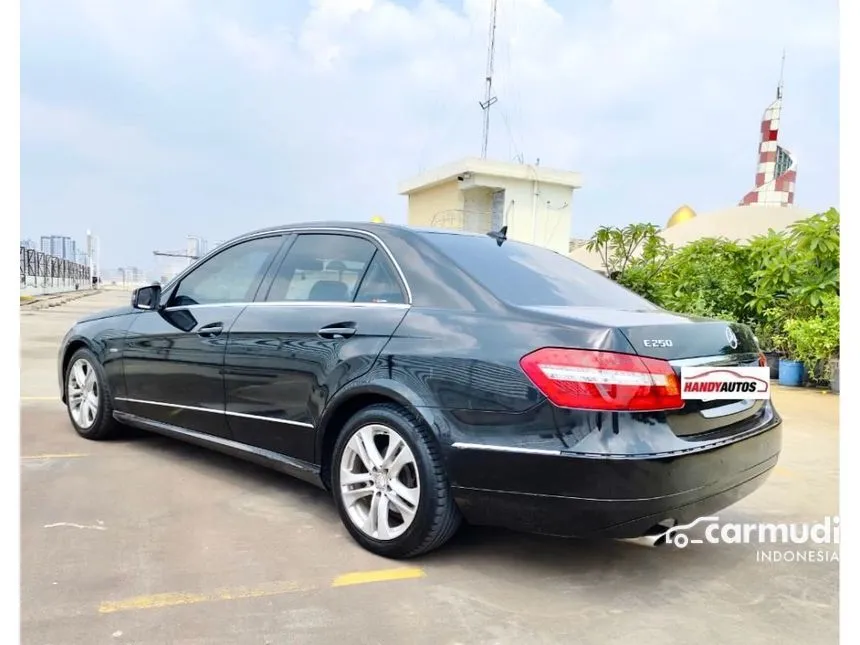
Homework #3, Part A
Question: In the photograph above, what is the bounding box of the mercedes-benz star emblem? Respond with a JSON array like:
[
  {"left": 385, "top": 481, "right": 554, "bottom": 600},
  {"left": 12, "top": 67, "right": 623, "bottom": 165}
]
[{"left": 725, "top": 326, "right": 738, "bottom": 350}]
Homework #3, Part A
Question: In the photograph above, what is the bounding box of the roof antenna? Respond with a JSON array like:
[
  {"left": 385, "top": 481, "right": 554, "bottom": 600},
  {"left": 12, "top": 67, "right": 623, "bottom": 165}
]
[
  {"left": 479, "top": 0, "right": 499, "bottom": 158},
  {"left": 777, "top": 49, "right": 786, "bottom": 99},
  {"left": 487, "top": 225, "right": 508, "bottom": 246}
]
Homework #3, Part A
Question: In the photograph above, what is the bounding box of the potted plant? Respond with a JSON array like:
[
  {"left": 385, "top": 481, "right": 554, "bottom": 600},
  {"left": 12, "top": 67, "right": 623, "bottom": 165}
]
[
  {"left": 822, "top": 295, "right": 840, "bottom": 393},
  {"left": 783, "top": 296, "right": 840, "bottom": 391},
  {"left": 754, "top": 305, "right": 790, "bottom": 380},
  {"left": 753, "top": 314, "right": 782, "bottom": 380},
  {"left": 772, "top": 328, "right": 805, "bottom": 387},
  {"left": 828, "top": 354, "right": 839, "bottom": 393},
  {"left": 761, "top": 346, "right": 782, "bottom": 381}
]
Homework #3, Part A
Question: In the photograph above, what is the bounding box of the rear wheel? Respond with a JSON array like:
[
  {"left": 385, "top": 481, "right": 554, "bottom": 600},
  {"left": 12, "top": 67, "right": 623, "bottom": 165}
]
[
  {"left": 65, "top": 348, "right": 120, "bottom": 440},
  {"left": 331, "top": 403, "right": 461, "bottom": 558}
]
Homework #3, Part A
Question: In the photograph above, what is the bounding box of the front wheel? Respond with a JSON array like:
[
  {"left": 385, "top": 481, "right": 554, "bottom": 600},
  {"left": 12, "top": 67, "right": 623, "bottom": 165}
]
[
  {"left": 64, "top": 347, "right": 120, "bottom": 440},
  {"left": 331, "top": 403, "right": 461, "bottom": 559}
]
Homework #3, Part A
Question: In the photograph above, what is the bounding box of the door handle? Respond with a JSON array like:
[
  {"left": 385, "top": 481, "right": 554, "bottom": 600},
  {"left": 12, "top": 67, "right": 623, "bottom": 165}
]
[
  {"left": 197, "top": 322, "right": 224, "bottom": 338},
  {"left": 317, "top": 324, "right": 356, "bottom": 339}
]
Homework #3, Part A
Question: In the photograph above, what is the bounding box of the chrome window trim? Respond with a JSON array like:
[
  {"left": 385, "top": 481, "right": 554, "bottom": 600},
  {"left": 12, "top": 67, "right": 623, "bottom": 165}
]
[
  {"left": 160, "top": 226, "right": 413, "bottom": 307},
  {"left": 252, "top": 301, "right": 410, "bottom": 309},
  {"left": 115, "top": 397, "right": 315, "bottom": 428},
  {"left": 162, "top": 301, "right": 411, "bottom": 312}
]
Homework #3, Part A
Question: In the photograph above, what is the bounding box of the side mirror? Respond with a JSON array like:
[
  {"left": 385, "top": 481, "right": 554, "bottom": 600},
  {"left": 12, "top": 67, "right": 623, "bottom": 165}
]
[{"left": 132, "top": 284, "right": 162, "bottom": 310}]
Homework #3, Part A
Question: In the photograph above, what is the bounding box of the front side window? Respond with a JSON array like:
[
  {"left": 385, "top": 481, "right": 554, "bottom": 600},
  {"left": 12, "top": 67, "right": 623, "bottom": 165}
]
[
  {"left": 169, "top": 236, "right": 283, "bottom": 307},
  {"left": 266, "top": 234, "right": 378, "bottom": 303}
]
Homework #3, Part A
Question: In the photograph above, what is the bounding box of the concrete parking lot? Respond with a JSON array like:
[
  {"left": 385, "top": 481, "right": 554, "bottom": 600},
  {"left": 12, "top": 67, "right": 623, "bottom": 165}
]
[{"left": 21, "top": 291, "right": 839, "bottom": 644}]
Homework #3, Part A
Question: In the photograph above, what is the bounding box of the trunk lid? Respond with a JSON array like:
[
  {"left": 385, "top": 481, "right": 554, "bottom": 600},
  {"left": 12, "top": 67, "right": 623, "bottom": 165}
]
[
  {"left": 522, "top": 306, "right": 767, "bottom": 437},
  {"left": 521, "top": 306, "right": 759, "bottom": 360}
]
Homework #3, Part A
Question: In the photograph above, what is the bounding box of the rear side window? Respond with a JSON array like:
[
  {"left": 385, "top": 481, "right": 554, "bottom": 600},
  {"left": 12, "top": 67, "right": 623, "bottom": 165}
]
[
  {"left": 354, "top": 253, "right": 405, "bottom": 304},
  {"left": 266, "top": 233, "right": 377, "bottom": 303},
  {"left": 422, "top": 232, "right": 657, "bottom": 309}
]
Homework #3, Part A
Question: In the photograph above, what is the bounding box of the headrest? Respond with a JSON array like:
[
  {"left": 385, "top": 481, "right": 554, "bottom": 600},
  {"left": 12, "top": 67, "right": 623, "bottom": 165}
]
[{"left": 309, "top": 280, "right": 350, "bottom": 302}]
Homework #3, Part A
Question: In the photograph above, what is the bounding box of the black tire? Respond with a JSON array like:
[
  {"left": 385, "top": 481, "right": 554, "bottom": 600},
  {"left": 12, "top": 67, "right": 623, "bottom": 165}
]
[
  {"left": 331, "top": 403, "right": 462, "bottom": 559},
  {"left": 64, "top": 347, "right": 121, "bottom": 440}
]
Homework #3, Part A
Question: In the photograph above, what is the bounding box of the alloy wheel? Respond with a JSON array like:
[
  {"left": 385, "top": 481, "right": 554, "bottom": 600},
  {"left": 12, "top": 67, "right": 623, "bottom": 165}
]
[
  {"left": 339, "top": 423, "right": 421, "bottom": 540},
  {"left": 67, "top": 358, "right": 99, "bottom": 429}
]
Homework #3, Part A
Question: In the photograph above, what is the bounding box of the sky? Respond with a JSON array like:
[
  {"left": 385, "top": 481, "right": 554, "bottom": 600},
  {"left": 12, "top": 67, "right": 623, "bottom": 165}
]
[{"left": 20, "top": 0, "right": 839, "bottom": 275}]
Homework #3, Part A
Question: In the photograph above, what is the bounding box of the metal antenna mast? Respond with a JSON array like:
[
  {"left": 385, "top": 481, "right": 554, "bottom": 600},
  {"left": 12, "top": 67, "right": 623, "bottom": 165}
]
[
  {"left": 480, "top": 0, "right": 499, "bottom": 158},
  {"left": 777, "top": 49, "right": 786, "bottom": 99}
]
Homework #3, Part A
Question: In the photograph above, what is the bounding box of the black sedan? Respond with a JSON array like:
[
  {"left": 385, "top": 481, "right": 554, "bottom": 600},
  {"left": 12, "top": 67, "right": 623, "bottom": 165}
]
[{"left": 58, "top": 222, "right": 782, "bottom": 558}]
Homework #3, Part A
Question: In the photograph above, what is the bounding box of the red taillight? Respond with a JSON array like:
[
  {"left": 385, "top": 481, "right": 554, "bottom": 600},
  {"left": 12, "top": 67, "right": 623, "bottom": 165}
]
[
  {"left": 758, "top": 352, "right": 767, "bottom": 367},
  {"left": 519, "top": 348, "right": 684, "bottom": 412}
]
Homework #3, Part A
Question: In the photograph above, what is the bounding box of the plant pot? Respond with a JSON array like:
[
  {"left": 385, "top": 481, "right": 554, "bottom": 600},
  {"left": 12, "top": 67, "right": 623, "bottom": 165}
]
[
  {"left": 829, "top": 358, "right": 839, "bottom": 393},
  {"left": 810, "top": 359, "right": 828, "bottom": 385},
  {"left": 763, "top": 351, "right": 782, "bottom": 380},
  {"left": 778, "top": 359, "right": 805, "bottom": 387}
]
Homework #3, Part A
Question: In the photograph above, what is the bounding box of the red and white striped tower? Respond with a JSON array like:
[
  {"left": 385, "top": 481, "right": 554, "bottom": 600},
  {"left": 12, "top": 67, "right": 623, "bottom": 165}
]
[{"left": 739, "top": 64, "right": 797, "bottom": 207}]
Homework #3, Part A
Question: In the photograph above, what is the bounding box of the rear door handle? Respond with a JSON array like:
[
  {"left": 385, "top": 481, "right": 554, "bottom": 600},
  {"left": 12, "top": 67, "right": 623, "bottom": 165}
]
[
  {"left": 318, "top": 324, "right": 356, "bottom": 339},
  {"left": 197, "top": 322, "right": 224, "bottom": 338}
]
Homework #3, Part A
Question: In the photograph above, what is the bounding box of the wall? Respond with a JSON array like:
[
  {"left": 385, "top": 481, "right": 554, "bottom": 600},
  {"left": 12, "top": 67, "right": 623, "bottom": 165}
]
[
  {"left": 20, "top": 277, "right": 89, "bottom": 297},
  {"left": 531, "top": 182, "right": 575, "bottom": 255},
  {"left": 468, "top": 174, "right": 573, "bottom": 255},
  {"left": 406, "top": 182, "right": 464, "bottom": 228},
  {"left": 405, "top": 172, "right": 575, "bottom": 255},
  {"left": 569, "top": 204, "right": 813, "bottom": 270},
  {"left": 461, "top": 186, "right": 495, "bottom": 232}
]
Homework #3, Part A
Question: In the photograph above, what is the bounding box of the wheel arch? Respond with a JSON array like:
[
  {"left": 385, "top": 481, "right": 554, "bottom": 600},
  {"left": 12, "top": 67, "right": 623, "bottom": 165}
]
[
  {"left": 316, "top": 380, "right": 441, "bottom": 490},
  {"left": 59, "top": 338, "right": 96, "bottom": 403}
]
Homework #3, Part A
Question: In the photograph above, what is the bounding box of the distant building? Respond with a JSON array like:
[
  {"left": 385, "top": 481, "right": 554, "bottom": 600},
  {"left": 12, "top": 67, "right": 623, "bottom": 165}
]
[
  {"left": 39, "top": 234, "right": 79, "bottom": 260},
  {"left": 738, "top": 84, "right": 797, "bottom": 206},
  {"left": 570, "top": 81, "right": 810, "bottom": 270},
  {"left": 399, "top": 157, "right": 583, "bottom": 255},
  {"left": 186, "top": 236, "right": 207, "bottom": 259},
  {"left": 20, "top": 239, "right": 35, "bottom": 249},
  {"left": 63, "top": 238, "right": 76, "bottom": 261},
  {"left": 568, "top": 238, "right": 589, "bottom": 253},
  {"left": 40, "top": 235, "right": 55, "bottom": 256},
  {"left": 117, "top": 266, "right": 144, "bottom": 283}
]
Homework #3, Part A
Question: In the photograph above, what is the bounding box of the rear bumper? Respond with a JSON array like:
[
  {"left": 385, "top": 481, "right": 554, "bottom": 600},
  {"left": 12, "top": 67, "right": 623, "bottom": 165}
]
[{"left": 447, "top": 420, "right": 782, "bottom": 539}]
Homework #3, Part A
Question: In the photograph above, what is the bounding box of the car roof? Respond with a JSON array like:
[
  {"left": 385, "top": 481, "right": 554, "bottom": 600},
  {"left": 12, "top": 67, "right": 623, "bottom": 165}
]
[{"left": 236, "top": 221, "right": 489, "bottom": 242}]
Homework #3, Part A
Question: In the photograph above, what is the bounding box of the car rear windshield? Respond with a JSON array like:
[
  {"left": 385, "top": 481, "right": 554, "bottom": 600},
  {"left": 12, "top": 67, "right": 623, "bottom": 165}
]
[{"left": 422, "top": 232, "right": 658, "bottom": 310}]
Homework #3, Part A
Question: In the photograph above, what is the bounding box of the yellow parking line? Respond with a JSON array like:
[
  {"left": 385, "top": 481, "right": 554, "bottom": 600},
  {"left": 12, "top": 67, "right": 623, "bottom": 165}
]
[
  {"left": 98, "top": 566, "right": 427, "bottom": 614},
  {"left": 98, "top": 580, "right": 315, "bottom": 614},
  {"left": 21, "top": 453, "right": 89, "bottom": 460},
  {"left": 331, "top": 567, "right": 426, "bottom": 587},
  {"left": 774, "top": 466, "right": 796, "bottom": 478}
]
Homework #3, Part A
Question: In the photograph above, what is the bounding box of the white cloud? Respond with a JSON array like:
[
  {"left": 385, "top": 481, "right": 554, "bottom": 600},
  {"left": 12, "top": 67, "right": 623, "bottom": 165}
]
[
  {"left": 20, "top": 96, "right": 206, "bottom": 174},
  {"left": 21, "top": 0, "right": 839, "bottom": 268},
  {"left": 214, "top": 21, "right": 290, "bottom": 73}
]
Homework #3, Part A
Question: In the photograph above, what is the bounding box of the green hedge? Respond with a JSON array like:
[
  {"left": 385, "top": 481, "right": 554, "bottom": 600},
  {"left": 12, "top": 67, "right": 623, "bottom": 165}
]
[{"left": 586, "top": 208, "right": 840, "bottom": 375}]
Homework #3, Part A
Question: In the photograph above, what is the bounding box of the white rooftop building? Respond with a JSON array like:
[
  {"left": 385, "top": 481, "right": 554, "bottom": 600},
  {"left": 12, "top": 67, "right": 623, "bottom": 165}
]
[{"left": 399, "top": 157, "right": 583, "bottom": 255}]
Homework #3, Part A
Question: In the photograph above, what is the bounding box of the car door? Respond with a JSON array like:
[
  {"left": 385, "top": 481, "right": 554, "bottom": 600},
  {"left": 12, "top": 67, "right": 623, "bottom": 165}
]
[
  {"left": 119, "top": 234, "right": 286, "bottom": 438},
  {"left": 223, "top": 231, "right": 410, "bottom": 463}
]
